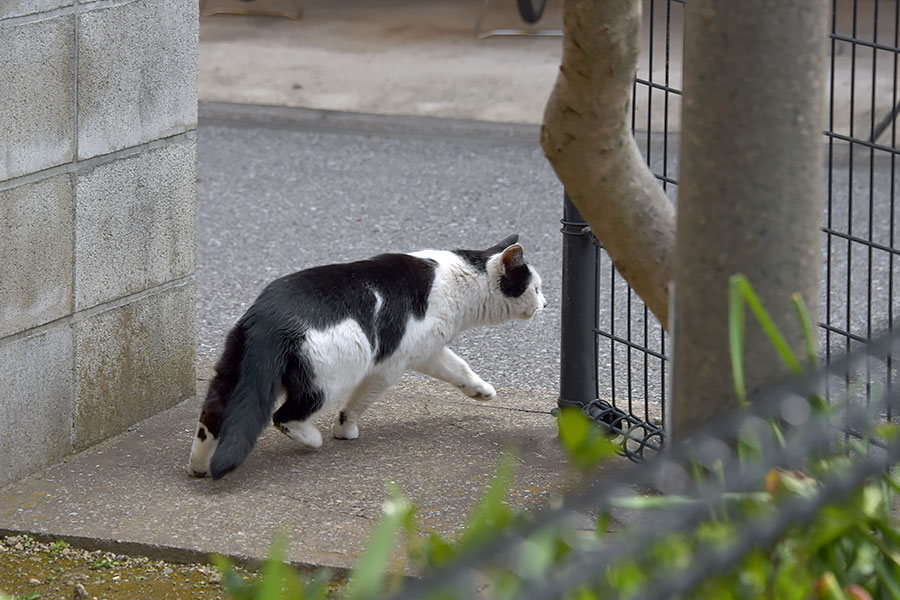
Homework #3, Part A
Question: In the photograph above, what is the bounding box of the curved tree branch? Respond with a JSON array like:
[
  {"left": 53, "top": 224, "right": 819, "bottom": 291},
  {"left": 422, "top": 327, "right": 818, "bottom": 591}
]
[{"left": 541, "top": 0, "right": 675, "bottom": 329}]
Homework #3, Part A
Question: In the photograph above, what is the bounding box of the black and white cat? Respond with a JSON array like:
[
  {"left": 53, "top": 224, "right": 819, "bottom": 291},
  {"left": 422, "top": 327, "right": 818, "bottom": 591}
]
[{"left": 188, "top": 234, "right": 546, "bottom": 479}]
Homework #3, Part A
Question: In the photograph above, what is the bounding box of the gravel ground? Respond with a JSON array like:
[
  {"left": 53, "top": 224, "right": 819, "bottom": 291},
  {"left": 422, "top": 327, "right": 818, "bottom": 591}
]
[{"left": 0, "top": 535, "right": 248, "bottom": 600}]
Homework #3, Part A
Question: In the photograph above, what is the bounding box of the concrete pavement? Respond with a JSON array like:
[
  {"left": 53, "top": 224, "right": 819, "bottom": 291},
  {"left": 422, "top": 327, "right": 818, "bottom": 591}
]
[
  {"left": 0, "top": 373, "right": 616, "bottom": 573},
  {"left": 198, "top": 0, "right": 897, "bottom": 142},
  {"left": 199, "top": 0, "right": 564, "bottom": 125}
]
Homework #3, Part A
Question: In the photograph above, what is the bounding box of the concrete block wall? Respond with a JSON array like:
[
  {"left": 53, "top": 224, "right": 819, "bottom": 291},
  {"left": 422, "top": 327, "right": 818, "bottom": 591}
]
[{"left": 0, "top": 0, "right": 198, "bottom": 486}]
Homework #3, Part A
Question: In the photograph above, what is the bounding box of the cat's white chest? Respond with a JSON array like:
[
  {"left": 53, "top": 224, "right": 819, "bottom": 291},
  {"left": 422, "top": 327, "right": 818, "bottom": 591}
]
[{"left": 394, "top": 313, "right": 455, "bottom": 363}]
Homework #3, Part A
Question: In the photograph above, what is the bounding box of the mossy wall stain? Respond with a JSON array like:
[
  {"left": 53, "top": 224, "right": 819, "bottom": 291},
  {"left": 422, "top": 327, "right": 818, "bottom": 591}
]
[{"left": 73, "top": 285, "right": 196, "bottom": 451}]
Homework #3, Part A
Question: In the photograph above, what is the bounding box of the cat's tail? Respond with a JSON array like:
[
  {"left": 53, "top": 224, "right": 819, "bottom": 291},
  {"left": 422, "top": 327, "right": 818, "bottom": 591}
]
[{"left": 209, "top": 325, "right": 287, "bottom": 479}]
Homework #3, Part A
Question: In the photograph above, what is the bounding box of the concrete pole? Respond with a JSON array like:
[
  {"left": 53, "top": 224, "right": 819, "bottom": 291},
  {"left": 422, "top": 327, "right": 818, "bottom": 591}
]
[{"left": 671, "top": 2, "right": 829, "bottom": 440}]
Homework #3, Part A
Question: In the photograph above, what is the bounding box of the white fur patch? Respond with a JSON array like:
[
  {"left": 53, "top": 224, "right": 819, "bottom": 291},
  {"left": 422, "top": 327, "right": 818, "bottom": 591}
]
[
  {"left": 371, "top": 289, "right": 384, "bottom": 317},
  {"left": 276, "top": 420, "right": 323, "bottom": 448},
  {"left": 464, "top": 379, "right": 496, "bottom": 400},
  {"left": 522, "top": 268, "right": 548, "bottom": 319},
  {"left": 304, "top": 318, "right": 374, "bottom": 409},
  {"left": 188, "top": 423, "right": 219, "bottom": 477},
  {"left": 413, "top": 346, "right": 497, "bottom": 400},
  {"left": 332, "top": 414, "right": 360, "bottom": 440}
]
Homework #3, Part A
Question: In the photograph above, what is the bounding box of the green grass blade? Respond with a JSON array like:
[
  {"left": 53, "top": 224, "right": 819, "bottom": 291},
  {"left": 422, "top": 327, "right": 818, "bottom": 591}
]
[
  {"left": 740, "top": 280, "right": 801, "bottom": 374},
  {"left": 791, "top": 293, "right": 818, "bottom": 369},
  {"left": 770, "top": 421, "right": 787, "bottom": 449},
  {"left": 729, "top": 274, "right": 748, "bottom": 406},
  {"left": 557, "top": 408, "right": 619, "bottom": 470},
  {"left": 344, "top": 494, "right": 414, "bottom": 600},
  {"left": 459, "top": 453, "right": 517, "bottom": 551},
  {"left": 872, "top": 556, "right": 900, "bottom": 600},
  {"left": 258, "top": 534, "right": 288, "bottom": 600}
]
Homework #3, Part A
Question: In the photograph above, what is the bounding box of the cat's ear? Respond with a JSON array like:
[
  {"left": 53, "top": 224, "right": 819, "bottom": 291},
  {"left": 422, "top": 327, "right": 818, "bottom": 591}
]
[
  {"left": 500, "top": 243, "right": 525, "bottom": 274},
  {"left": 486, "top": 234, "right": 519, "bottom": 256}
]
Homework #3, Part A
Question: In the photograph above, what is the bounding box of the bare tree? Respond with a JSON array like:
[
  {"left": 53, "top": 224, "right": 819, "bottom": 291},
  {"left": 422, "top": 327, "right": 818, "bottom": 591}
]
[{"left": 541, "top": 0, "right": 675, "bottom": 329}]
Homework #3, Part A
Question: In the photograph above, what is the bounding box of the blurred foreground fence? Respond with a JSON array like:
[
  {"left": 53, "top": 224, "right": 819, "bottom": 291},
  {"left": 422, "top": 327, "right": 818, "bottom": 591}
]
[
  {"left": 559, "top": 0, "right": 900, "bottom": 460},
  {"left": 396, "top": 329, "right": 900, "bottom": 599}
]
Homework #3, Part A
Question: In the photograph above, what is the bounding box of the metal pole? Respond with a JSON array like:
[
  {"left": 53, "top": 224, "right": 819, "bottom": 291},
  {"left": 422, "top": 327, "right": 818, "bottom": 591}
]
[{"left": 558, "top": 191, "right": 598, "bottom": 409}]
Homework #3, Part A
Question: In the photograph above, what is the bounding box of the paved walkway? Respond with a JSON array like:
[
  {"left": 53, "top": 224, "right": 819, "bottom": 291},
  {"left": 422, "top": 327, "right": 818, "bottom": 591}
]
[
  {"left": 197, "top": 0, "right": 896, "bottom": 140},
  {"left": 0, "top": 374, "right": 614, "bottom": 571},
  {"left": 199, "top": 0, "right": 564, "bottom": 125}
]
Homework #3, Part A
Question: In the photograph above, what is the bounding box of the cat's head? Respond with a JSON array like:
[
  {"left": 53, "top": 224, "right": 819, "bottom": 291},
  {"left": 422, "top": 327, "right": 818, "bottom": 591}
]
[{"left": 461, "top": 234, "right": 547, "bottom": 322}]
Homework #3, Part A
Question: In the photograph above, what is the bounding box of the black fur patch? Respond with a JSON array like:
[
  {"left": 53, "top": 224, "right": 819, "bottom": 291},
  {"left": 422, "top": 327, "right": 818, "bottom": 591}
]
[
  {"left": 197, "top": 427, "right": 207, "bottom": 441},
  {"left": 203, "top": 251, "right": 439, "bottom": 478},
  {"left": 207, "top": 319, "right": 288, "bottom": 478},
  {"left": 454, "top": 249, "right": 490, "bottom": 272},
  {"left": 273, "top": 348, "right": 325, "bottom": 426},
  {"left": 370, "top": 254, "right": 437, "bottom": 361},
  {"left": 500, "top": 265, "right": 532, "bottom": 298},
  {"left": 198, "top": 323, "right": 247, "bottom": 439},
  {"left": 254, "top": 253, "right": 436, "bottom": 363},
  {"left": 339, "top": 411, "right": 347, "bottom": 425},
  {"left": 454, "top": 234, "right": 519, "bottom": 272}
]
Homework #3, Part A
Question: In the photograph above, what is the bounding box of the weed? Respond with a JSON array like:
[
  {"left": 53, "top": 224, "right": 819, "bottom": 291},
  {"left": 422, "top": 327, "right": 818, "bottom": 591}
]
[
  {"left": 47, "top": 541, "right": 67, "bottom": 556},
  {"left": 92, "top": 558, "right": 119, "bottom": 570}
]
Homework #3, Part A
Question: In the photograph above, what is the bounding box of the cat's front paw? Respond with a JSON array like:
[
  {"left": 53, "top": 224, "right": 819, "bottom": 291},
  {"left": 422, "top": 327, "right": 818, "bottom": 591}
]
[
  {"left": 462, "top": 380, "right": 496, "bottom": 401},
  {"left": 332, "top": 412, "right": 360, "bottom": 440},
  {"left": 275, "top": 420, "right": 323, "bottom": 448}
]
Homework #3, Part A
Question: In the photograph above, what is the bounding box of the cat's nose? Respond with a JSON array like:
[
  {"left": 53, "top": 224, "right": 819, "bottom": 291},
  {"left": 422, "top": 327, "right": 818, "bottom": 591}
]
[{"left": 543, "top": 299, "right": 549, "bottom": 309}]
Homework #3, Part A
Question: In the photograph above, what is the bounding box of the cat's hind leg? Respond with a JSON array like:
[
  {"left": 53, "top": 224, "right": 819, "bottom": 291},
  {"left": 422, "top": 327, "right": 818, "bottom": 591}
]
[
  {"left": 272, "top": 353, "right": 325, "bottom": 448},
  {"left": 332, "top": 374, "right": 397, "bottom": 440},
  {"left": 413, "top": 346, "right": 496, "bottom": 400}
]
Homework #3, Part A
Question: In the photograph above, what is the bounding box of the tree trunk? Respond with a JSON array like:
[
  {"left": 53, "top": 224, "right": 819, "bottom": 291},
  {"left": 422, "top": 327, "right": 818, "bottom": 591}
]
[
  {"left": 671, "top": 1, "right": 828, "bottom": 440},
  {"left": 541, "top": 0, "right": 675, "bottom": 329}
]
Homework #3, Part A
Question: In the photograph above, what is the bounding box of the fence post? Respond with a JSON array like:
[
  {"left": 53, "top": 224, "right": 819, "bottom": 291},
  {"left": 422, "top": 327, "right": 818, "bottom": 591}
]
[
  {"left": 558, "top": 191, "right": 598, "bottom": 410},
  {"left": 672, "top": 1, "right": 828, "bottom": 440}
]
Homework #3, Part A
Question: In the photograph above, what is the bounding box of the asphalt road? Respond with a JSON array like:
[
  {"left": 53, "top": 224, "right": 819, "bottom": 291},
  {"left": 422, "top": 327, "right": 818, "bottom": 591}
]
[
  {"left": 196, "top": 103, "right": 900, "bottom": 407},
  {"left": 197, "top": 103, "right": 565, "bottom": 393}
]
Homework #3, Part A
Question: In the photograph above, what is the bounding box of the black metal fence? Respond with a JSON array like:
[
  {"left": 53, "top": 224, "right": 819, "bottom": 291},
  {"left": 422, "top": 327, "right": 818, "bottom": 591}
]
[{"left": 560, "top": 0, "right": 900, "bottom": 460}]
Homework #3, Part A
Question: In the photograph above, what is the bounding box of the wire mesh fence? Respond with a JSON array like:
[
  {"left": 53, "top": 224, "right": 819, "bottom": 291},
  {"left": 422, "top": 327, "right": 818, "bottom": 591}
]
[
  {"left": 395, "top": 328, "right": 900, "bottom": 600},
  {"left": 565, "top": 0, "right": 900, "bottom": 457}
]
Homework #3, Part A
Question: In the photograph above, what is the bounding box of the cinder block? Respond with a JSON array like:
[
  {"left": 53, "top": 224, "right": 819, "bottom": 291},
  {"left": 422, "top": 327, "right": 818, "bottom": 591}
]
[
  {"left": 0, "top": 16, "right": 75, "bottom": 181},
  {"left": 73, "top": 282, "right": 196, "bottom": 450},
  {"left": 0, "top": 326, "right": 74, "bottom": 487},
  {"left": 0, "top": 175, "right": 74, "bottom": 338},
  {"left": 74, "top": 140, "right": 197, "bottom": 310},
  {"left": 0, "top": 0, "right": 73, "bottom": 20},
  {"left": 77, "top": 0, "right": 198, "bottom": 158}
]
